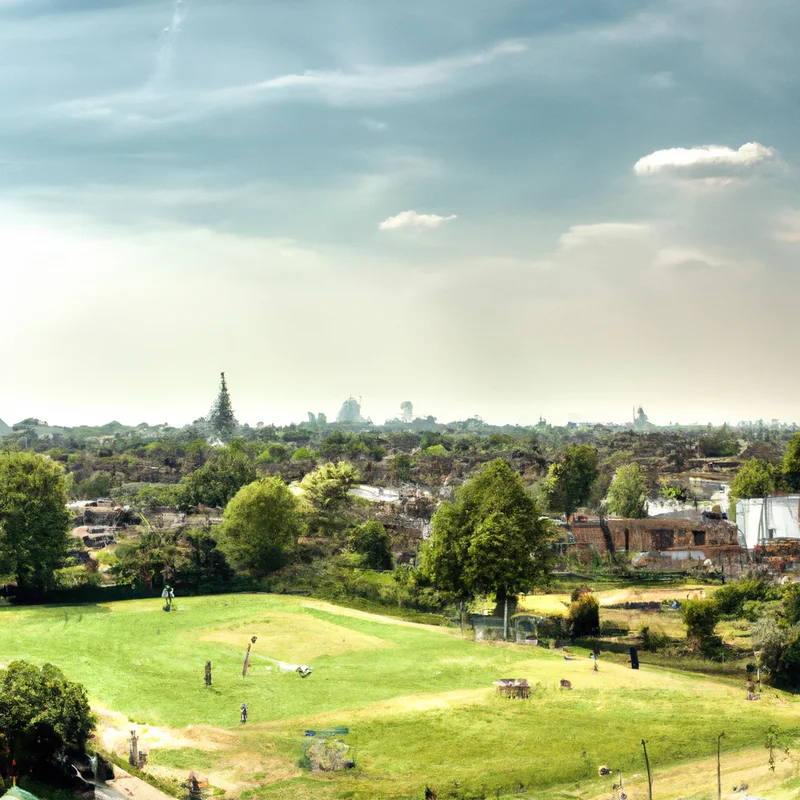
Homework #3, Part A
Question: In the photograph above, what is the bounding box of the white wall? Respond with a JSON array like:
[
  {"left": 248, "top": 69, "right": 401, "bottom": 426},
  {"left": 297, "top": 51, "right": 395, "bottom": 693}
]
[{"left": 736, "top": 496, "right": 800, "bottom": 549}]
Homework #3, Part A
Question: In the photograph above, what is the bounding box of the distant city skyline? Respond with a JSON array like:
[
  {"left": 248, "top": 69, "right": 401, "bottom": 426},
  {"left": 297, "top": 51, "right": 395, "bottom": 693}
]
[{"left": 2, "top": 2, "right": 800, "bottom": 429}]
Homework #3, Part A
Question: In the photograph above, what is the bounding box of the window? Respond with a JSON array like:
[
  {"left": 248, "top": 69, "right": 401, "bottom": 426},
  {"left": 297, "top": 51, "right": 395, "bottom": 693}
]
[{"left": 692, "top": 531, "right": 706, "bottom": 546}]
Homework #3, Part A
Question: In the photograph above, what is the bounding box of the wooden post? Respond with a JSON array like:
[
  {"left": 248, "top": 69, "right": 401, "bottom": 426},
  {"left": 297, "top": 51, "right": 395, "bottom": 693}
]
[
  {"left": 641, "top": 739, "right": 653, "bottom": 800},
  {"left": 717, "top": 732, "right": 725, "bottom": 800}
]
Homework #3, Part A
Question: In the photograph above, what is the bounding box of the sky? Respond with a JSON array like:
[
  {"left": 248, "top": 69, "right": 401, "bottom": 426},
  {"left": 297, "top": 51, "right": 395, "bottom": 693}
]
[{"left": 1, "top": 0, "right": 800, "bottom": 429}]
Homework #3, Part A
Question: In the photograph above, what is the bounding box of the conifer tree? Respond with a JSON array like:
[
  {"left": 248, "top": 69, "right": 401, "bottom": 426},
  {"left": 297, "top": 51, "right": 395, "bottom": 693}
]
[{"left": 209, "top": 372, "right": 237, "bottom": 439}]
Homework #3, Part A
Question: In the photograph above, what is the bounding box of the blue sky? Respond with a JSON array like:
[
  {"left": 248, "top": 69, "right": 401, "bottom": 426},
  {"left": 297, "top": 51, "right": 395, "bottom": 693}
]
[{"left": 2, "top": 0, "right": 800, "bottom": 427}]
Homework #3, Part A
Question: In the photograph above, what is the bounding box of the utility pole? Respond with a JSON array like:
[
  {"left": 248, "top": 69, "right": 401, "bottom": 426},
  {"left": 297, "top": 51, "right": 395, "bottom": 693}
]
[
  {"left": 717, "top": 732, "right": 725, "bottom": 800},
  {"left": 641, "top": 739, "right": 653, "bottom": 800}
]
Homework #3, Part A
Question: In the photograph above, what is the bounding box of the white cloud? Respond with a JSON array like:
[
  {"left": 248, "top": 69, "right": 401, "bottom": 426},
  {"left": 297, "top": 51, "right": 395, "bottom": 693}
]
[
  {"left": 652, "top": 247, "right": 756, "bottom": 273},
  {"left": 58, "top": 40, "right": 527, "bottom": 127},
  {"left": 558, "top": 223, "right": 651, "bottom": 250},
  {"left": 634, "top": 142, "right": 776, "bottom": 180},
  {"left": 378, "top": 210, "right": 457, "bottom": 231},
  {"left": 642, "top": 71, "right": 675, "bottom": 89},
  {"left": 360, "top": 118, "right": 388, "bottom": 132},
  {"left": 775, "top": 212, "right": 800, "bottom": 243}
]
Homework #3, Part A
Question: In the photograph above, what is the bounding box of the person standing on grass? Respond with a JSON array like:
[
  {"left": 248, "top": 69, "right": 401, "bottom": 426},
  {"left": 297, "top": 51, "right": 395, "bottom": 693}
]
[{"left": 240, "top": 703, "right": 248, "bottom": 724}]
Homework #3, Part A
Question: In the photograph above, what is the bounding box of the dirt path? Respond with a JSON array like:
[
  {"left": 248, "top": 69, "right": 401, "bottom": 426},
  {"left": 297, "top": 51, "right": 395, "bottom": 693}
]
[{"left": 107, "top": 765, "right": 176, "bottom": 800}]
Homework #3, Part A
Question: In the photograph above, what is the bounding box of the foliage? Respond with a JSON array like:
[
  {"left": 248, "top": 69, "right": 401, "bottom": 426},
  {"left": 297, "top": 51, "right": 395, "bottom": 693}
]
[
  {"left": 318, "top": 431, "right": 384, "bottom": 461},
  {"left": 292, "top": 446, "right": 315, "bottom": 462},
  {"left": 0, "top": 661, "right": 95, "bottom": 775},
  {"left": 0, "top": 452, "right": 72, "bottom": 593},
  {"left": 682, "top": 599, "right": 721, "bottom": 654},
  {"left": 348, "top": 521, "right": 393, "bottom": 570},
  {"left": 570, "top": 584, "right": 593, "bottom": 602},
  {"left": 181, "top": 447, "right": 256, "bottom": 509},
  {"left": 697, "top": 424, "right": 739, "bottom": 458},
  {"left": 208, "top": 372, "right": 237, "bottom": 440},
  {"left": 422, "top": 459, "right": 553, "bottom": 604},
  {"left": 305, "top": 737, "right": 353, "bottom": 772},
  {"left": 220, "top": 477, "right": 302, "bottom": 575},
  {"left": 72, "top": 472, "right": 117, "bottom": 500},
  {"left": 729, "top": 459, "right": 774, "bottom": 502},
  {"left": 782, "top": 432, "right": 800, "bottom": 492},
  {"left": 256, "top": 443, "right": 290, "bottom": 465},
  {"left": 567, "top": 592, "right": 600, "bottom": 637},
  {"left": 713, "top": 576, "right": 776, "bottom": 616},
  {"left": 542, "top": 444, "right": 599, "bottom": 518},
  {"left": 639, "top": 624, "right": 671, "bottom": 652},
  {"left": 300, "top": 462, "right": 361, "bottom": 536},
  {"left": 752, "top": 614, "right": 800, "bottom": 690},
  {"left": 389, "top": 454, "right": 414, "bottom": 483},
  {"left": 605, "top": 463, "right": 648, "bottom": 518}
]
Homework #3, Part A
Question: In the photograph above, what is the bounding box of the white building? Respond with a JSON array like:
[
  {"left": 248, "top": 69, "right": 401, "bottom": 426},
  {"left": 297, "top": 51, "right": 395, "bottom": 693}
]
[{"left": 736, "top": 496, "right": 800, "bottom": 549}]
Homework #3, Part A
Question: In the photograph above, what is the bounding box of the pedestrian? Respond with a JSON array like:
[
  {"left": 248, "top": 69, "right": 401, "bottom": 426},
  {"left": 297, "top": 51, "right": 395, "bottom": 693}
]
[
  {"left": 205, "top": 661, "right": 212, "bottom": 687},
  {"left": 240, "top": 703, "right": 248, "bottom": 724}
]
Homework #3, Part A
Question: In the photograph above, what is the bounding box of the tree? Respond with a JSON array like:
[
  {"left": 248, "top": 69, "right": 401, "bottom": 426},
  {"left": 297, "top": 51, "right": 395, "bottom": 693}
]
[
  {"left": 543, "top": 444, "right": 599, "bottom": 519},
  {"left": 220, "top": 477, "right": 302, "bottom": 575},
  {"left": 300, "top": 462, "right": 361, "bottom": 536},
  {"left": 208, "top": 372, "right": 237, "bottom": 439},
  {"left": 422, "top": 459, "right": 553, "bottom": 630},
  {"left": 181, "top": 446, "right": 256, "bottom": 509},
  {"left": 0, "top": 452, "right": 72, "bottom": 593},
  {"left": 729, "top": 459, "right": 774, "bottom": 509},
  {"left": 349, "top": 521, "right": 393, "bottom": 570},
  {"left": 0, "top": 661, "right": 95, "bottom": 776},
  {"left": 782, "top": 432, "right": 800, "bottom": 492},
  {"left": 605, "top": 464, "right": 648, "bottom": 518}
]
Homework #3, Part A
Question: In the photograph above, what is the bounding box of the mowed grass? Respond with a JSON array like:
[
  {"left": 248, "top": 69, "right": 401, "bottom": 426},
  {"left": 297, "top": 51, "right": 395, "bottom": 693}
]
[{"left": 0, "top": 594, "right": 797, "bottom": 800}]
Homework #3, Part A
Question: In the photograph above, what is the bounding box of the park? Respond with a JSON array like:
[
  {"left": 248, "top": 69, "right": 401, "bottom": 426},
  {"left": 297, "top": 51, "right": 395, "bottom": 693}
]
[{"left": 1, "top": 591, "right": 799, "bottom": 800}]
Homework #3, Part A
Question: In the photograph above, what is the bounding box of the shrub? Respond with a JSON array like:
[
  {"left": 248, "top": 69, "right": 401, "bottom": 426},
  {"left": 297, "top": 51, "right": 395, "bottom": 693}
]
[
  {"left": 639, "top": 624, "right": 671, "bottom": 652},
  {"left": 570, "top": 584, "right": 593, "bottom": 602},
  {"left": 568, "top": 593, "right": 600, "bottom": 638},
  {"left": 714, "top": 576, "right": 776, "bottom": 616},
  {"left": 683, "top": 599, "right": 721, "bottom": 655},
  {"left": 348, "top": 521, "right": 393, "bottom": 571}
]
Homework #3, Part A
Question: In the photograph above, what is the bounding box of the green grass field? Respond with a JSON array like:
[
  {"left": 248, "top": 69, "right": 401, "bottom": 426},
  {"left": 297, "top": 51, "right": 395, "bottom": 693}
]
[{"left": 0, "top": 594, "right": 798, "bottom": 800}]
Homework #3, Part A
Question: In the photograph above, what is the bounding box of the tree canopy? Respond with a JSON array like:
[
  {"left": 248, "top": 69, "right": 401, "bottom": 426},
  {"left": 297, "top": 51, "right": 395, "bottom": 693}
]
[
  {"left": 782, "top": 432, "right": 800, "bottom": 492},
  {"left": 0, "top": 452, "right": 72, "bottom": 593},
  {"left": 421, "top": 459, "right": 552, "bottom": 604},
  {"left": 605, "top": 463, "right": 648, "bottom": 518},
  {"left": 181, "top": 446, "right": 256, "bottom": 509},
  {"left": 220, "top": 477, "right": 302, "bottom": 575},
  {"left": 0, "top": 661, "right": 95, "bottom": 775},
  {"left": 729, "top": 458, "right": 774, "bottom": 502},
  {"left": 349, "top": 521, "right": 393, "bottom": 570},
  {"left": 542, "top": 444, "right": 599, "bottom": 519},
  {"left": 300, "top": 461, "right": 361, "bottom": 536}
]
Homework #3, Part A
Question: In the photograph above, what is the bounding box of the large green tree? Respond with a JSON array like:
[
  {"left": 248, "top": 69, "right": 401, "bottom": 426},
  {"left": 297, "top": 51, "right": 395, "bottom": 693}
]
[
  {"left": 605, "top": 463, "right": 648, "bottom": 518},
  {"left": 729, "top": 458, "right": 774, "bottom": 502},
  {"left": 208, "top": 372, "right": 237, "bottom": 439},
  {"left": 300, "top": 461, "right": 361, "bottom": 536},
  {"left": 0, "top": 452, "right": 72, "bottom": 593},
  {"left": 0, "top": 661, "right": 95, "bottom": 776},
  {"left": 181, "top": 446, "right": 256, "bottom": 509},
  {"left": 543, "top": 444, "right": 599, "bottom": 519},
  {"left": 422, "top": 459, "right": 552, "bottom": 633},
  {"left": 220, "top": 477, "right": 302, "bottom": 574},
  {"left": 782, "top": 432, "right": 800, "bottom": 492}
]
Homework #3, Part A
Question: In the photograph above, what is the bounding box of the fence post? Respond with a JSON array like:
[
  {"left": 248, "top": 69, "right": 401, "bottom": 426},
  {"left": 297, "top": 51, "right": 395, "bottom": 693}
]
[{"left": 717, "top": 732, "right": 725, "bottom": 800}]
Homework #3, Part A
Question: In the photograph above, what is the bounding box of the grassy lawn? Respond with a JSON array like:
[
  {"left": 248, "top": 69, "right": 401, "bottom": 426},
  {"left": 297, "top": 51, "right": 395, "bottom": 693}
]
[{"left": 0, "top": 593, "right": 796, "bottom": 800}]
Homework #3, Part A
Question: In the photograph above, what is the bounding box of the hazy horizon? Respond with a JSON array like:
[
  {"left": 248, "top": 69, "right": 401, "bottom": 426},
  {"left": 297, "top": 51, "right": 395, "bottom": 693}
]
[{"left": 3, "top": 2, "right": 800, "bottom": 429}]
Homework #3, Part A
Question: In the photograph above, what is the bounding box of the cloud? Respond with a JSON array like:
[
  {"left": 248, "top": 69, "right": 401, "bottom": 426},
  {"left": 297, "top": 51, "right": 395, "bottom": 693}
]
[
  {"left": 378, "top": 210, "right": 457, "bottom": 231},
  {"left": 775, "top": 212, "right": 800, "bottom": 243},
  {"left": 58, "top": 40, "right": 527, "bottom": 127},
  {"left": 360, "top": 118, "right": 388, "bottom": 132},
  {"left": 634, "top": 142, "right": 776, "bottom": 181},
  {"left": 558, "top": 223, "right": 651, "bottom": 250}
]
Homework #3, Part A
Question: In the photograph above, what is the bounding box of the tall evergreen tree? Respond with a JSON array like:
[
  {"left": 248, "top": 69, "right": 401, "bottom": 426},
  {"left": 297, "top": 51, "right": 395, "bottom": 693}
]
[{"left": 209, "top": 372, "right": 237, "bottom": 439}]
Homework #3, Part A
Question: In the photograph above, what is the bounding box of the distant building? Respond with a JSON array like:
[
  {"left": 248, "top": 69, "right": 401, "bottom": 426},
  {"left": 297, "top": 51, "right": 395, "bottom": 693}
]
[{"left": 736, "top": 496, "right": 800, "bottom": 549}]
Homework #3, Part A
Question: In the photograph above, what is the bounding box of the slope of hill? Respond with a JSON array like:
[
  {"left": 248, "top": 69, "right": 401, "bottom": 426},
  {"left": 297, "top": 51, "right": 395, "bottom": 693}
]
[{"left": 0, "top": 417, "right": 11, "bottom": 436}]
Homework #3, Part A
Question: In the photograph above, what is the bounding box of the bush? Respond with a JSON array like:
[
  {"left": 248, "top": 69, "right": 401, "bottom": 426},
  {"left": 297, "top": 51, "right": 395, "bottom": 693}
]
[
  {"left": 348, "top": 521, "right": 393, "bottom": 571},
  {"left": 683, "top": 599, "right": 721, "bottom": 655},
  {"left": 714, "top": 576, "right": 776, "bottom": 616},
  {"left": 639, "top": 624, "right": 671, "bottom": 652},
  {"left": 568, "top": 593, "right": 600, "bottom": 638},
  {"left": 570, "top": 584, "right": 593, "bottom": 602}
]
